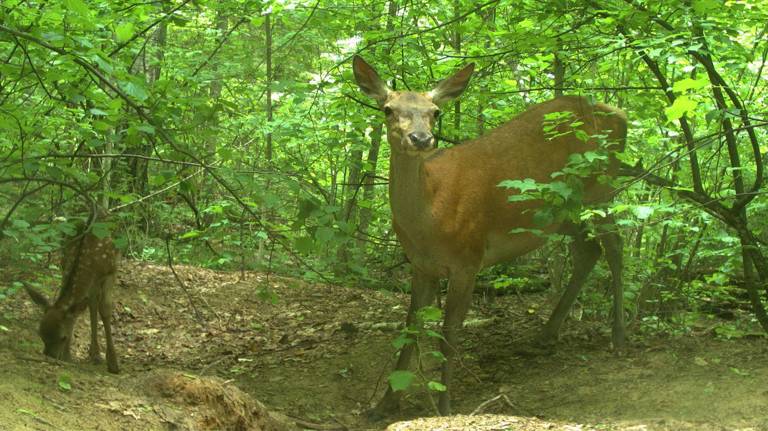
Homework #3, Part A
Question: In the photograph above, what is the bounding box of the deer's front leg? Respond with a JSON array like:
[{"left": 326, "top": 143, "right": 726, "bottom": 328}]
[
  {"left": 371, "top": 269, "right": 439, "bottom": 416},
  {"left": 438, "top": 268, "right": 477, "bottom": 415}
]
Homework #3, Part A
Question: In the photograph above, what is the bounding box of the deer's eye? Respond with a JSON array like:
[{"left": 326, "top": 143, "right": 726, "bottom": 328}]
[
  {"left": 434, "top": 109, "right": 441, "bottom": 119},
  {"left": 383, "top": 106, "right": 393, "bottom": 116}
]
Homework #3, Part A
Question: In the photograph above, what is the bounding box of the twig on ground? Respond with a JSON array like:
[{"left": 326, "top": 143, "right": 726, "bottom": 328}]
[
  {"left": 164, "top": 236, "right": 206, "bottom": 326},
  {"left": 470, "top": 393, "right": 519, "bottom": 416}
]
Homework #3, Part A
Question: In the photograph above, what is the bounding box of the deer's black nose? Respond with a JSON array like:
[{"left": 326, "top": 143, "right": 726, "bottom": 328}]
[{"left": 408, "top": 132, "right": 433, "bottom": 149}]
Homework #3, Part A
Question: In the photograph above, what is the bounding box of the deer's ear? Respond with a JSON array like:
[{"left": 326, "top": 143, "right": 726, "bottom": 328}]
[
  {"left": 353, "top": 56, "right": 390, "bottom": 105},
  {"left": 429, "top": 63, "right": 475, "bottom": 106},
  {"left": 23, "top": 283, "right": 51, "bottom": 310}
]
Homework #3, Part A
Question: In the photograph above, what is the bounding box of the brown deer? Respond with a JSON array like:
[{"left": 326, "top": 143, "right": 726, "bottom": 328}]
[
  {"left": 25, "top": 230, "right": 121, "bottom": 373},
  {"left": 353, "top": 56, "right": 627, "bottom": 415}
]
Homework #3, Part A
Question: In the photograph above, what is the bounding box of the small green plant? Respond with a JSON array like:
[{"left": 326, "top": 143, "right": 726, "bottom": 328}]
[
  {"left": 57, "top": 373, "right": 72, "bottom": 392},
  {"left": 387, "top": 305, "right": 447, "bottom": 413},
  {"left": 490, "top": 274, "right": 532, "bottom": 295}
]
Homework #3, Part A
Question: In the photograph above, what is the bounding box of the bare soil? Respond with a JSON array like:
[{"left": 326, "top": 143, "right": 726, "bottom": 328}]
[{"left": 1, "top": 260, "right": 767, "bottom": 430}]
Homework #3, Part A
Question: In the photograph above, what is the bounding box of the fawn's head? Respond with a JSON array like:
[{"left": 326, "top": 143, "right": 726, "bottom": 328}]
[
  {"left": 24, "top": 285, "right": 77, "bottom": 361},
  {"left": 352, "top": 56, "right": 475, "bottom": 152}
]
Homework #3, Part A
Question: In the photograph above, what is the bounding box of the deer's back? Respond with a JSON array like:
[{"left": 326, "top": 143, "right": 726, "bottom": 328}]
[
  {"left": 58, "top": 234, "right": 119, "bottom": 308},
  {"left": 421, "top": 96, "right": 627, "bottom": 268}
]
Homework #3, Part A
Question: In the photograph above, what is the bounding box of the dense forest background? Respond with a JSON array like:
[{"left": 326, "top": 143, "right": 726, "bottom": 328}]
[{"left": 2, "top": 0, "right": 768, "bottom": 337}]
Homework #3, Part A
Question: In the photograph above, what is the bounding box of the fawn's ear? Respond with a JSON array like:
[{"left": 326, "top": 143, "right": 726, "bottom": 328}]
[
  {"left": 23, "top": 283, "right": 51, "bottom": 310},
  {"left": 352, "top": 55, "right": 391, "bottom": 105},
  {"left": 428, "top": 63, "right": 475, "bottom": 106}
]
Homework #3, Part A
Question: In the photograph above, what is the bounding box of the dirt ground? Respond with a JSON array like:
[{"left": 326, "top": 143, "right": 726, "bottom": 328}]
[{"left": 1, "top": 260, "right": 767, "bottom": 430}]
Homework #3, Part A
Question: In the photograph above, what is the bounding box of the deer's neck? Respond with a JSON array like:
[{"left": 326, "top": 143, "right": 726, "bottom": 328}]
[{"left": 388, "top": 149, "right": 436, "bottom": 225}]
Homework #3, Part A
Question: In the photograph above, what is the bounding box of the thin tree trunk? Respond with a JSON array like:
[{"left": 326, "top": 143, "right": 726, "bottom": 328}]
[
  {"left": 452, "top": 0, "right": 462, "bottom": 137},
  {"left": 342, "top": 148, "right": 363, "bottom": 224},
  {"left": 553, "top": 39, "right": 564, "bottom": 97},
  {"left": 477, "top": 7, "right": 494, "bottom": 136},
  {"left": 357, "top": 123, "right": 383, "bottom": 249},
  {"left": 265, "top": 12, "right": 273, "bottom": 162},
  {"left": 740, "top": 243, "right": 768, "bottom": 331},
  {"left": 355, "top": 1, "right": 395, "bottom": 253}
]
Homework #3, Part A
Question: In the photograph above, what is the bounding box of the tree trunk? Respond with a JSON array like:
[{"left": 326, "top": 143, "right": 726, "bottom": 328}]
[
  {"left": 357, "top": 123, "right": 383, "bottom": 250},
  {"left": 265, "top": 12, "right": 273, "bottom": 162},
  {"left": 452, "top": 0, "right": 462, "bottom": 138},
  {"left": 553, "top": 39, "right": 564, "bottom": 97}
]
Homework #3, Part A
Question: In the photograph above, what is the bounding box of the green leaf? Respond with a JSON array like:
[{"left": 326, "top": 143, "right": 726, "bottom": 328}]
[
  {"left": 64, "top": 0, "right": 90, "bottom": 16},
  {"left": 672, "top": 77, "right": 709, "bottom": 93},
  {"left": 115, "top": 22, "right": 135, "bottom": 42},
  {"left": 136, "top": 124, "right": 155, "bottom": 134},
  {"left": 729, "top": 367, "right": 750, "bottom": 377},
  {"left": 665, "top": 96, "right": 698, "bottom": 122},
  {"left": 121, "top": 81, "right": 149, "bottom": 102},
  {"left": 509, "top": 227, "right": 545, "bottom": 236},
  {"left": 633, "top": 205, "right": 654, "bottom": 220},
  {"left": 388, "top": 370, "right": 415, "bottom": 392},
  {"left": 580, "top": 208, "right": 607, "bottom": 220},
  {"left": 12, "top": 219, "right": 30, "bottom": 229},
  {"left": 294, "top": 236, "right": 314, "bottom": 254},
  {"left": 499, "top": 178, "right": 538, "bottom": 192},
  {"left": 692, "top": 0, "right": 720, "bottom": 15},
  {"left": 180, "top": 230, "right": 201, "bottom": 239},
  {"left": 507, "top": 194, "right": 535, "bottom": 202},
  {"left": 532, "top": 209, "right": 554, "bottom": 227},
  {"left": 417, "top": 305, "right": 442, "bottom": 322},
  {"left": 427, "top": 350, "right": 446, "bottom": 361},
  {"left": 392, "top": 333, "right": 414, "bottom": 350},
  {"left": 425, "top": 330, "right": 445, "bottom": 341},
  {"left": 92, "top": 55, "right": 114, "bottom": 74},
  {"left": 42, "top": 32, "right": 65, "bottom": 42},
  {"left": 58, "top": 374, "right": 72, "bottom": 391},
  {"left": 314, "top": 226, "right": 335, "bottom": 243},
  {"left": 427, "top": 381, "right": 447, "bottom": 392},
  {"left": 90, "top": 223, "right": 111, "bottom": 239},
  {"left": 92, "top": 120, "right": 112, "bottom": 132},
  {"left": 547, "top": 181, "right": 573, "bottom": 200},
  {"left": 574, "top": 129, "right": 590, "bottom": 142},
  {"left": 584, "top": 151, "right": 607, "bottom": 163}
]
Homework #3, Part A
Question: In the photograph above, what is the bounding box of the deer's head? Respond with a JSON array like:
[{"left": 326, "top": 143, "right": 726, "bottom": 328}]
[
  {"left": 353, "top": 56, "right": 475, "bottom": 152},
  {"left": 24, "top": 285, "right": 76, "bottom": 361}
]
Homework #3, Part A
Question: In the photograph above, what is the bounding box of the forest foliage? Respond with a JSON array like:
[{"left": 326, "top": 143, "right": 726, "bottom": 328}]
[{"left": 1, "top": 0, "right": 768, "bottom": 335}]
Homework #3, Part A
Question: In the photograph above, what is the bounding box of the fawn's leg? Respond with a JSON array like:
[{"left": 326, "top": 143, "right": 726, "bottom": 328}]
[
  {"left": 100, "top": 274, "right": 119, "bottom": 373},
  {"left": 88, "top": 289, "right": 101, "bottom": 363}
]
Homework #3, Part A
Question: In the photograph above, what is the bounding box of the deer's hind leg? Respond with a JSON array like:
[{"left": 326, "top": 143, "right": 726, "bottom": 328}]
[
  {"left": 88, "top": 287, "right": 102, "bottom": 364},
  {"left": 99, "top": 273, "right": 119, "bottom": 373},
  {"left": 538, "top": 222, "right": 602, "bottom": 346}
]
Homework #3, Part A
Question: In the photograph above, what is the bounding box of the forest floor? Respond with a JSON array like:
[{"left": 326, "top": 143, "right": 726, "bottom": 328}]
[{"left": 1, "top": 260, "right": 767, "bottom": 430}]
